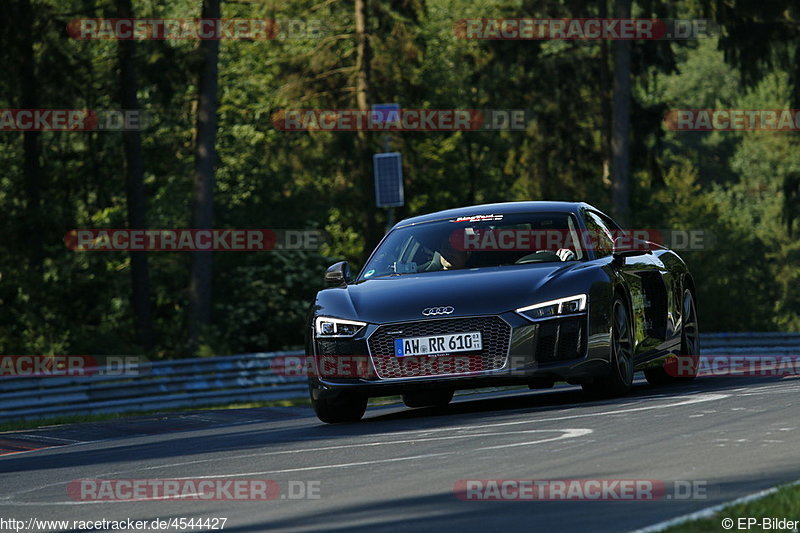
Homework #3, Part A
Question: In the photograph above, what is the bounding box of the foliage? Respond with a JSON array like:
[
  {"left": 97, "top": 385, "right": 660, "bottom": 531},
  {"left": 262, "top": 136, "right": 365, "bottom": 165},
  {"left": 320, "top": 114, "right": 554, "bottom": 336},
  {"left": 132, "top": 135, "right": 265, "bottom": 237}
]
[{"left": 0, "top": 0, "right": 798, "bottom": 358}]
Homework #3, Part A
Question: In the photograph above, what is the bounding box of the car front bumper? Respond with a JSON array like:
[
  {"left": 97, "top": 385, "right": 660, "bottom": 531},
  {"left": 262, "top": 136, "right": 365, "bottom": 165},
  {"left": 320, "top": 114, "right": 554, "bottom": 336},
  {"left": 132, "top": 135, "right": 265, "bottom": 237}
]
[{"left": 308, "top": 311, "right": 613, "bottom": 400}]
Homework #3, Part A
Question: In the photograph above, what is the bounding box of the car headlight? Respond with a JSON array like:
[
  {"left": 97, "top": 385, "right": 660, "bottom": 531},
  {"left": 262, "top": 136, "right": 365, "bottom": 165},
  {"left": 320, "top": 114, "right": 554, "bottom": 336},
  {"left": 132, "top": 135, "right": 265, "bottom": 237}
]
[
  {"left": 314, "top": 317, "right": 367, "bottom": 338},
  {"left": 516, "top": 294, "right": 587, "bottom": 321}
]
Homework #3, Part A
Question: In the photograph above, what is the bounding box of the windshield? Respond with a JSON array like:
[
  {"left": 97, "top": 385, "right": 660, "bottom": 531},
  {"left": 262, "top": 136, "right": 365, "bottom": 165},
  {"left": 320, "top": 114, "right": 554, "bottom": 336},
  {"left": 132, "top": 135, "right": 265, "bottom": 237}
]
[{"left": 359, "top": 212, "right": 584, "bottom": 280}]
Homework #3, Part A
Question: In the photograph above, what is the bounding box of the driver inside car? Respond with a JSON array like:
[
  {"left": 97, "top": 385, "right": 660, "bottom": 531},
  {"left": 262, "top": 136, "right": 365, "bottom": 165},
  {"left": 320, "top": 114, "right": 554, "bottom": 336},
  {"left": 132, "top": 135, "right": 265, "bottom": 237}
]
[{"left": 418, "top": 232, "right": 469, "bottom": 271}]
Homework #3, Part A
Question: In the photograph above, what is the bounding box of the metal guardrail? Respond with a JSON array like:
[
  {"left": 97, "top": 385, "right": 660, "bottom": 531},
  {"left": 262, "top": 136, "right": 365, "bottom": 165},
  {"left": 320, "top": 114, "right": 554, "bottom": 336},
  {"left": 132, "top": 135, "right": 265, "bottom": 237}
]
[
  {"left": 700, "top": 332, "right": 800, "bottom": 354},
  {"left": 0, "top": 351, "right": 306, "bottom": 422},
  {"left": 1, "top": 333, "right": 798, "bottom": 422}
]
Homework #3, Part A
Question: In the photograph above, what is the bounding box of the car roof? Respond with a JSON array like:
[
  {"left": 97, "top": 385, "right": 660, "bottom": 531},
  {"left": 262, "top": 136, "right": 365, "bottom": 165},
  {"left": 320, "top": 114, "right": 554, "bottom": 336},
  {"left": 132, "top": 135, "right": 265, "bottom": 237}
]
[{"left": 393, "top": 201, "right": 601, "bottom": 228}]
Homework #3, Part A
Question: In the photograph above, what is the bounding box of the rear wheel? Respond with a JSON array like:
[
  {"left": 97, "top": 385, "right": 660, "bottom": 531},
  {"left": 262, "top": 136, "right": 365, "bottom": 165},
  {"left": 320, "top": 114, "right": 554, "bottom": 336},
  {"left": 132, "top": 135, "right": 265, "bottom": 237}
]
[
  {"left": 311, "top": 391, "right": 367, "bottom": 423},
  {"left": 402, "top": 389, "right": 454, "bottom": 408},
  {"left": 644, "top": 289, "right": 699, "bottom": 385},
  {"left": 582, "top": 297, "right": 634, "bottom": 398}
]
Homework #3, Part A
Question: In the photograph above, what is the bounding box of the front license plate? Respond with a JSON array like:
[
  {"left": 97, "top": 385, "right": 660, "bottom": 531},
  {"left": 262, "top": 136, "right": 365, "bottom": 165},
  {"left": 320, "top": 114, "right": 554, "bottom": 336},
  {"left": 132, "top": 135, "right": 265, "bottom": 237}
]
[{"left": 394, "top": 332, "right": 482, "bottom": 357}]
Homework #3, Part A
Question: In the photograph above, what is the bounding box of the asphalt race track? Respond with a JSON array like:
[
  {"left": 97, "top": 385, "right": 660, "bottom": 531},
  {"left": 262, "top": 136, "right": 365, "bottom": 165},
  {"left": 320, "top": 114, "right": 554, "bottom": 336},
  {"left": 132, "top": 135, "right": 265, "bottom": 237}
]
[{"left": 1, "top": 375, "right": 799, "bottom": 532}]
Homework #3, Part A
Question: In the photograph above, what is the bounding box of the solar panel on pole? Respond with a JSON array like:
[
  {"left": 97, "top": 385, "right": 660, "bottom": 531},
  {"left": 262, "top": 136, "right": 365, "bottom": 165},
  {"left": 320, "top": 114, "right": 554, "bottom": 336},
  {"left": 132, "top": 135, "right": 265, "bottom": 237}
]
[{"left": 373, "top": 152, "right": 404, "bottom": 207}]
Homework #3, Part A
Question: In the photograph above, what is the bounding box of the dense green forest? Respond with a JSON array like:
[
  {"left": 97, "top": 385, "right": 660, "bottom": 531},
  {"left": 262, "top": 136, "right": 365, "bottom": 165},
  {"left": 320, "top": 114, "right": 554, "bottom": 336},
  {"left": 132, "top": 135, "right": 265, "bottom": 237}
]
[{"left": 1, "top": 0, "right": 798, "bottom": 358}]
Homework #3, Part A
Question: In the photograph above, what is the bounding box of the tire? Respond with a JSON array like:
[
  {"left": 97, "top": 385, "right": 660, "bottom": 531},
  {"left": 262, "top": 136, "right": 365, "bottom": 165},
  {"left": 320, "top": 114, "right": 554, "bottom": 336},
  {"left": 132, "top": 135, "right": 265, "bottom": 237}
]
[
  {"left": 402, "top": 389, "right": 454, "bottom": 408},
  {"left": 311, "top": 391, "right": 367, "bottom": 423},
  {"left": 582, "top": 296, "right": 634, "bottom": 398},
  {"left": 644, "top": 288, "right": 699, "bottom": 385}
]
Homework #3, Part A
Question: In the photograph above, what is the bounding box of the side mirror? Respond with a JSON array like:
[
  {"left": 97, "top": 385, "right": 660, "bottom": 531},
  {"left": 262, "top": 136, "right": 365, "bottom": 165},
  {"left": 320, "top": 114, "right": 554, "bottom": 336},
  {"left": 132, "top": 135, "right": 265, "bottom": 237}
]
[
  {"left": 325, "top": 261, "right": 351, "bottom": 285},
  {"left": 612, "top": 236, "right": 652, "bottom": 262}
]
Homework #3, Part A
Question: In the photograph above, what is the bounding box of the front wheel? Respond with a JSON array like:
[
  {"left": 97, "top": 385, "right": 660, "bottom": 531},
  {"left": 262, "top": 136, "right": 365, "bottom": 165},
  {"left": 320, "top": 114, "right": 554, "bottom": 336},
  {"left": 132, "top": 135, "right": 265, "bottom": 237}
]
[
  {"left": 582, "top": 297, "right": 634, "bottom": 398},
  {"left": 311, "top": 390, "right": 367, "bottom": 423}
]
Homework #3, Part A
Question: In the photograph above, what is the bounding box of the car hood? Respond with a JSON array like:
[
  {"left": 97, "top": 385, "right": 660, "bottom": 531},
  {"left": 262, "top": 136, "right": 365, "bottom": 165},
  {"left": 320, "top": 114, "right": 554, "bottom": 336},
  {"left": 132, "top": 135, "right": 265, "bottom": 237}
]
[{"left": 321, "top": 262, "right": 589, "bottom": 324}]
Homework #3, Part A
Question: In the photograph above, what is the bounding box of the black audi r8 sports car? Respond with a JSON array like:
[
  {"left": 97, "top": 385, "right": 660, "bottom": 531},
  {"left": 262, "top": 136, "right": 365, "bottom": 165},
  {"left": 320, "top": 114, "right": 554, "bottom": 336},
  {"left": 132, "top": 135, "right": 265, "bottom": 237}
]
[{"left": 306, "top": 201, "right": 699, "bottom": 423}]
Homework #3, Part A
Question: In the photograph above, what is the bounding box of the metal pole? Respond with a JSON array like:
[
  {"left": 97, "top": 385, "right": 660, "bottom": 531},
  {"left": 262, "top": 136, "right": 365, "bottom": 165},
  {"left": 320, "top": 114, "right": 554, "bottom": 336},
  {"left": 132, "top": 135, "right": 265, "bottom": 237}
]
[
  {"left": 383, "top": 133, "right": 392, "bottom": 233},
  {"left": 386, "top": 207, "right": 394, "bottom": 233}
]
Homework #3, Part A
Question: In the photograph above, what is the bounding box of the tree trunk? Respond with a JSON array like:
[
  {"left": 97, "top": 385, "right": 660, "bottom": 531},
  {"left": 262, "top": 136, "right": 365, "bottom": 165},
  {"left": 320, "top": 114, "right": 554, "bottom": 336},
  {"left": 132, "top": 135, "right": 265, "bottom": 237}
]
[
  {"left": 599, "top": 0, "right": 612, "bottom": 186},
  {"left": 188, "top": 0, "right": 221, "bottom": 353},
  {"left": 354, "top": 0, "right": 379, "bottom": 256},
  {"left": 18, "top": 0, "right": 43, "bottom": 270},
  {"left": 354, "top": 0, "right": 371, "bottom": 112},
  {"left": 116, "top": 0, "right": 154, "bottom": 351},
  {"left": 611, "top": 0, "right": 632, "bottom": 225}
]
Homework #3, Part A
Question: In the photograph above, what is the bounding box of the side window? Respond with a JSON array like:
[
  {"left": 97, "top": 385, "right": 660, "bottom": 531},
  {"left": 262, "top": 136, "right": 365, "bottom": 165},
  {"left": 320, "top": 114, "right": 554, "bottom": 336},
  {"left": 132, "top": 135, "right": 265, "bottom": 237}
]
[
  {"left": 597, "top": 212, "right": 622, "bottom": 232},
  {"left": 584, "top": 211, "right": 614, "bottom": 258}
]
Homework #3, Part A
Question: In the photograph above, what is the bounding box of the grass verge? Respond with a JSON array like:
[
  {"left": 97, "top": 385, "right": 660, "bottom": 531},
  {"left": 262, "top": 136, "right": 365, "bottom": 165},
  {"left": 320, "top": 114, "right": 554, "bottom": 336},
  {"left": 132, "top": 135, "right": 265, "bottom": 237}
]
[{"left": 661, "top": 483, "right": 800, "bottom": 532}]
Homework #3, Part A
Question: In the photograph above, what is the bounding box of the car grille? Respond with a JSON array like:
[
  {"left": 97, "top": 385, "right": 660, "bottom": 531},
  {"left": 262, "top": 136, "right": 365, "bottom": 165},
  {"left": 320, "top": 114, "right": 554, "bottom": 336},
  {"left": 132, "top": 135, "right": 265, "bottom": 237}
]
[
  {"left": 314, "top": 339, "right": 373, "bottom": 378},
  {"left": 535, "top": 317, "right": 585, "bottom": 363},
  {"left": 368, "top": 316, "right": 511, "bottom": 379}
]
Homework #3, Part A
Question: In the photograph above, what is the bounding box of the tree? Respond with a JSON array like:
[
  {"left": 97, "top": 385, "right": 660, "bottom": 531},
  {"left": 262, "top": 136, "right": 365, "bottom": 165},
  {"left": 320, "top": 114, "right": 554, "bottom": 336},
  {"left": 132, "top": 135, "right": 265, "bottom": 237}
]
[
  {"left": 188, "top": 0, "right": 221, "bottom": 353},
  {"left": 611, "top": 0, "right": 632, "bottom": 224},
  {"left": 15, "top": 0, "right": 44, "bottom": 269},
  {"left": 706, "top": 0, "right": 800, "bottom": 230},
  {"left": 353, "top": 0, "right": 380, "bottom": 254},
  {"left": 115, "top": 0, "right": 154, "bottom": 351},
  {"left": 599, "top": 0, "right": 612, "bottom": 187}
]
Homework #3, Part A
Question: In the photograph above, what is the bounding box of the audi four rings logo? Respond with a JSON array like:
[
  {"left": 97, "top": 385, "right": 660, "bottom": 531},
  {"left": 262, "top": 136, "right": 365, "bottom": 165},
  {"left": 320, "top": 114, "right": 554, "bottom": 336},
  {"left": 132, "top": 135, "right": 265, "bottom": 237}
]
[{"left": 422, "top": 306, "right": 454, "bottom": 316}]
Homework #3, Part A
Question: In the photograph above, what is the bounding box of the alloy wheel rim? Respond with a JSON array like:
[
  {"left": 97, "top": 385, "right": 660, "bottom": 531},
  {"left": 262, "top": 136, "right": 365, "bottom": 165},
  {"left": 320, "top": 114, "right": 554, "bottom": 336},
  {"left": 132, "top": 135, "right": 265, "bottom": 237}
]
[
  {"left": 683, "top": 291, "right": 699, "bottom": 355},
  {"left": 613, "top": 301, "right": 633, "bottom": 382}
]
